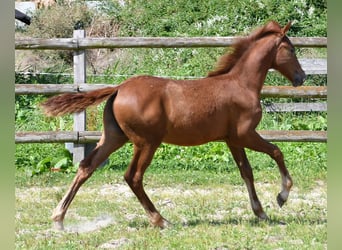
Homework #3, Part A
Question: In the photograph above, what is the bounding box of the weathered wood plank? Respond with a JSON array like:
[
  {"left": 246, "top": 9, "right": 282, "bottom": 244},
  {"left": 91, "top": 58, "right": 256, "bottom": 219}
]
[
  {"left": 261, "top": 86, "right": 327, "bottom": 98},
  {"left": 258, "top": 130, "right": 327, "bottom": 142},
  {"left": 288, "top": 37, "right": 327, "bottom": 47},
  {"left": 14, "top": 84, "right": 77, "bottom": 95},
  {"left": 15, "top": 37, "right": 327, "bottom": 50},
  {"left": 263, "top": 102, "right": 327, "bottom": 112},
  {"left": 15, "top": 84, "right": 328, "bottom": 98},
  {"left": 79, "top": 131, "right": 102, "bottom": 143},
  {"left": 15, "top": 131, "right": 78, "bottom": 143},
  {"left": 298, "top": 58, "right": 327, "bottom": 75},
  {"left": 78, "top": 84, "right": 110, "bottom": 92},
  {"left": 14, "top": 130, "right": 327, "bottom": 143},
  {"left": 72, "top": 30, "right": 87, "bottom": 164}
]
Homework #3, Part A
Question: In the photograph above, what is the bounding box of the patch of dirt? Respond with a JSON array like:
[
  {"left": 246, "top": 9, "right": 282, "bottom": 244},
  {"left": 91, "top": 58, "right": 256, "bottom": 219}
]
[
  {"left": 99, "top": 238, "right": 131, "bottom": 249},
  {"left": 63, "top": 214, "right": 115, "bottom": 233}
]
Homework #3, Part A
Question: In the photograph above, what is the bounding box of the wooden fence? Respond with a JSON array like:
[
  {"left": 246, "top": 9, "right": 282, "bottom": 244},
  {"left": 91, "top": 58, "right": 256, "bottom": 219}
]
[{"left": 15, "top": 31, "right": 327, "bottom": 163}]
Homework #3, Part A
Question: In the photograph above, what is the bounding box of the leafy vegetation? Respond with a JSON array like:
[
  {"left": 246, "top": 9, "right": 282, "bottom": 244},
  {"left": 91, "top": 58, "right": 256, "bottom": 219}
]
[{"left": 104, "top": 0, "right": 327, "bottom": 37}]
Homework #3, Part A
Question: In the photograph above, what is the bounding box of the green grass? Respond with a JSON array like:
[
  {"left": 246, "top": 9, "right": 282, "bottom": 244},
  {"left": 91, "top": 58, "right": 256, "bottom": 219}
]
[{"left": 15, "top": 141, "right": 326, "bottom": 249}]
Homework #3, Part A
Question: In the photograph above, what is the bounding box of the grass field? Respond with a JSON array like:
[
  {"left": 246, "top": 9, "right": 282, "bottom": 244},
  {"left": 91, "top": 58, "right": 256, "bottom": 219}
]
[{"left": 15, "top": 142, "right": 327, "bottom": 249}]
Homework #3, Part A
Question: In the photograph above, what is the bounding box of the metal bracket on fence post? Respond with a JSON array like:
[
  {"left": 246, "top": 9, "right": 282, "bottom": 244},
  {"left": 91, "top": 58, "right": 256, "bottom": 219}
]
[{"left": 72, "top": 29, "right": 86, "bottom": 164}]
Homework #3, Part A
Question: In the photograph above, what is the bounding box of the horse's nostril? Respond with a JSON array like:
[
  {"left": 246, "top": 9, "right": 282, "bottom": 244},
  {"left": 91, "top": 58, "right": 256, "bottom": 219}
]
[
  {"left": 293, "top": 71, "right": 306, "bottom": 86},
  {"left": 293, "top": 74, "right": 304, "bottom": 87}
]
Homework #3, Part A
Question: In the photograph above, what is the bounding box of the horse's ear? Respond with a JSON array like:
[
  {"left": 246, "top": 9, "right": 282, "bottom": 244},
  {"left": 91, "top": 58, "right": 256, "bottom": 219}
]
[{"left": 281, "top": 21, "right": 292, "bottom": 35}]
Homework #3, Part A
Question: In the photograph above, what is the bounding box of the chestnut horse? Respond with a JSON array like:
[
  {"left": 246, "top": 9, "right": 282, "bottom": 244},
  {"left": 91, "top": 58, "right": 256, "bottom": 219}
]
[{"left": 41, "top": 21, "right": 305, "bottom": 230}]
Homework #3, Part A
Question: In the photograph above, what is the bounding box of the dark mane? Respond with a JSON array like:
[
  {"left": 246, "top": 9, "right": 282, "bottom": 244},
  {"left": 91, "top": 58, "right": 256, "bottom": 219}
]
[{"left": 207, "top": 21, "right": 283, "bottom": 77}]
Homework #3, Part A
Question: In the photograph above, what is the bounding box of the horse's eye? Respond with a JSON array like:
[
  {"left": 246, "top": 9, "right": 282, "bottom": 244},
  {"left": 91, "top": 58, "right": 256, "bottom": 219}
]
[{"left": 290, "top": 47, "right": 295, "bottom": 54}]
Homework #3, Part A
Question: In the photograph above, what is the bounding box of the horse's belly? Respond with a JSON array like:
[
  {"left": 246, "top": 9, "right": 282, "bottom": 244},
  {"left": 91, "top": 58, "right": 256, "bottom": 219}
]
[{"left": 162, "top": 125, "right": 226, "bottom": 146}]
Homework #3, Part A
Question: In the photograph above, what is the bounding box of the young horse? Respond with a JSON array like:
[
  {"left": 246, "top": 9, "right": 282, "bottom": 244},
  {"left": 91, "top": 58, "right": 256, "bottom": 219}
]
[{"left": 41, "top": 21, "right": 305, "bottom": 230}]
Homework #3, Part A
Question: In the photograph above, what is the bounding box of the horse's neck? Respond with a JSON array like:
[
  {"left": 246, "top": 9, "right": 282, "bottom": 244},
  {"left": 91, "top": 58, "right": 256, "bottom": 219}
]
[{"left": 231, "top": 38, "right": 277, "bottom": 93}]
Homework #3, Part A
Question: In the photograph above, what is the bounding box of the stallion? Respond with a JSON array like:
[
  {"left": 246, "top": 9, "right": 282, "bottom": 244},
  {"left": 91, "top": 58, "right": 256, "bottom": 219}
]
[{"left": 41, "top": 21, "right": 306, "bottom": 230}]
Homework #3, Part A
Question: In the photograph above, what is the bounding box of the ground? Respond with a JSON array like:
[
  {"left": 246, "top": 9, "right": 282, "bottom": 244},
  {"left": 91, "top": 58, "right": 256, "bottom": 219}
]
[{"left": 15, "top": 171, "right": 327, "bottom": 249}]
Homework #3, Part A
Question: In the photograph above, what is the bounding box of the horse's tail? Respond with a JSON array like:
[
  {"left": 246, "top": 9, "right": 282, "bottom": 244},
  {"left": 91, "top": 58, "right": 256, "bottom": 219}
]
[{"left": 40, "top": 86, "right": 119, "bottom": 117}]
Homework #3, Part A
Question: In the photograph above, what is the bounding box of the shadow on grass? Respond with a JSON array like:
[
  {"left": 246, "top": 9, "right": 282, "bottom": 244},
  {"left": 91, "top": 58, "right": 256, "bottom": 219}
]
[
  {"left": 183, "top": 215, "right": 327, "bottom": 228},
  {"left": 121, "top": 213, "right": 326, "bottom": 231}
]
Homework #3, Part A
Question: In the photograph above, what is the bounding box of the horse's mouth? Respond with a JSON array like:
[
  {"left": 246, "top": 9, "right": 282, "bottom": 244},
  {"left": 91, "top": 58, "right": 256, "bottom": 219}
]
[{"left": 293, "top": 72, "right": 306, "bottom": 87}]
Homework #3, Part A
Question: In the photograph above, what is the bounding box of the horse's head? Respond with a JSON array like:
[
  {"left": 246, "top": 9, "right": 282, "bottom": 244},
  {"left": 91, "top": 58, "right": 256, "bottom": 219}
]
[{"left": 272, "top": 22, "right": 306, "bottom": 87}]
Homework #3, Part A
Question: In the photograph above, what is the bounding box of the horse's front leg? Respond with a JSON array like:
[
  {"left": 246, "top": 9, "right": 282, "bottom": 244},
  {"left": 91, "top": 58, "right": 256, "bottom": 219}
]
[
  {"left": 227, "top": 143, "right": 268, "bottom": 219},
  {"left": 238, "top": 131, "right": 293, "bottom": 207}
]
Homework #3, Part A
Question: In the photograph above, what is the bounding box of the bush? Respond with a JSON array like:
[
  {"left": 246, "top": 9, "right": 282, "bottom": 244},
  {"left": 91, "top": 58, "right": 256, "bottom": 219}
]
[
  {"left": 27, "top": 2, "right": 93, "bottom": 39},
  {"left": 26, "top": 1, "right": 93, "bottom": 63},
  {"left": 103, "top": 0, "right": 327, "bottom": 37}
]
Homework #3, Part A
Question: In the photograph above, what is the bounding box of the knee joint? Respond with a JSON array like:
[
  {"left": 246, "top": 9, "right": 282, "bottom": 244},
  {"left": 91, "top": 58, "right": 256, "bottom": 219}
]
[
  {"left": 124, "top": 173, "right": 142, "bottom": 189},
  {"left": 272, "top": 147, "right": 284, "bottom": 161}
]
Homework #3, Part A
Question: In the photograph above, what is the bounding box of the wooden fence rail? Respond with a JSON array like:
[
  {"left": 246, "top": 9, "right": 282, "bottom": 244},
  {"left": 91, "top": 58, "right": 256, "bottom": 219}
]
[
  {"left": 15, "top": 32, "right": 328, "bottom": 163},
  {"left": 15, "top": 37, "right": 327, "bottom": 50},
  {"left": 15, "top": 130, "right": 327, "bottom": 144},
  {"left": 15, "top": 84, "right": 327, "bottom": 98}
]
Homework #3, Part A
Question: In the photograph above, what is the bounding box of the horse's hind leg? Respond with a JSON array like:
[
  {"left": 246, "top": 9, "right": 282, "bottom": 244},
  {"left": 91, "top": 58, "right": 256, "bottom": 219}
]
[
  {"left": 227, "top": 143, "right": 268, "bottom": 220},
  {"left": 51, "top": 134, "right": 127, "bottom": 230},
  {"left": 124, "top": 143, "right": 170, "bottom": 228},
  {"left": 51, "top": 94, "right": 128, "bottom": 230}
]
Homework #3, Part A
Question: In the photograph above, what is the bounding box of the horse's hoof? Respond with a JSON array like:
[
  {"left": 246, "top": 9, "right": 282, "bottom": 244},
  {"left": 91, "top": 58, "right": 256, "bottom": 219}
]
[
  {"left": 277, "top": 193, "right": 286, "bottom": 207},
  {"left": 160, "top": 218, "right": 172, "bottom": 229},
  {"left": 258, "top": 212, "right": 269, "bottom": 221},
  {"left": 151, "top": 216, "right": 172, "bottom": 229},
  {"left": 53, "top": 221, "right": 64, "bottom": 231}
]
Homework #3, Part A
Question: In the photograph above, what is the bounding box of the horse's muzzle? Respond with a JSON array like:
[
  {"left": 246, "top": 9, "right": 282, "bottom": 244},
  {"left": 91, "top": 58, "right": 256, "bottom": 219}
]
[{"left": 293, "top": 71, "right": 306, "bottom": 87}]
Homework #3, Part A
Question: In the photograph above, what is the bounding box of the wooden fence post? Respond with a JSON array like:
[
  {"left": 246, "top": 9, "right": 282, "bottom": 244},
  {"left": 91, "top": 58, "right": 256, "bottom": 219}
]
[
  {"left": 72, "top": 29, "right": 86, "bottom": 164},
  {"left": 68, "top": 30, "right": 109, "bottom": 166}
]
